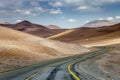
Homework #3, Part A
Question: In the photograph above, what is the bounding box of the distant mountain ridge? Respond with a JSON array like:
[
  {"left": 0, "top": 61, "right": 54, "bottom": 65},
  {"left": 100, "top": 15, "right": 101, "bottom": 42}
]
[
  {"left": 82, "top": 20, "right": 118, "bottom": 28},
  {"left": 48, "top": 22, "right": 120, "bottom": 43},
  {"left": 0, "top": 20, "right": 67, "bottom": 37},
  {"left": 47, "top": 25, "right": 61, "bottom": 29}
]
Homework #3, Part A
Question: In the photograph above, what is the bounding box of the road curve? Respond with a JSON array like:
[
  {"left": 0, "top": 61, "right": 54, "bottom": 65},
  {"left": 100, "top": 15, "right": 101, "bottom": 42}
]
[{"left": 0, "top": 47, "right": 114, "bottom": 80}]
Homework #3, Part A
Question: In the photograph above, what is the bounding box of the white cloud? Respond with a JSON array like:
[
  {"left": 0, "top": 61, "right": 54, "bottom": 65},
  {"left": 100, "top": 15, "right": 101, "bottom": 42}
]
[
  {"left": 15, "top": 7, "right": 45, "bottom": 16},
  {"left": 49, "top": 8, "right": 63, "bottom": 14},
  {"left": 63, "top": 0, "right": 120, "bottom": 12},
  {"left": 68, "top": 19, "right": 77, "bottom": 23},
  {"left": 84, "top": 20, "right": 90, "bottom": 23},
  {"left": 61, "top": 16, "right": 65, "bottom": 19},
  {"left": 16, "top": 19, "right": 22, "bottom": 22},
  {"left": 15, "top": 9, "right": 31, "bottom": 15},
  {"left": 98, "top": 16, "right": 120, "bottom": 21},
  {"left": 30, "top": 1, "right": 40, "bottom": 7},
  {"left": 65, "top": 0, "right": 83, "bottom": 5},
  {"left": 77, "top": 6, "right": 89, "bottom": 10},
  {"left": 24, "top": 10, "right": 31, "bottom": 15},
  {"left": 76, "top": 6, "right": 102, "bottom": 12},
  {"left": 116, "top": 16, "right": 120, "bottom": 19},
  {"left": 49, "top": 1, "right": 63, "bottom": 7},
  {"left": 100, "top": 0, "right": 120, "bottom": 3},
  {"left": 34, "top": 7, "right": 45, "bottom": 12},
  {"left": 64, "top": 0, "right": 120, "bottom": 5},
  {"left": 98, "top": 18, "right": 104, "bottom": 20},
  {"left": 106, "top": 17, "right": 114, "bottom": 21}
]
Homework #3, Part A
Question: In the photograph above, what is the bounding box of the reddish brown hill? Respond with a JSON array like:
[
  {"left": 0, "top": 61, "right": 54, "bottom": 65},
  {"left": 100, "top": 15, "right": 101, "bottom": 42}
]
[
  {"left": 48, "top": 23, "right": 120, "bottom": 42},
  {"left": 0, "top": 20, "right": 66, "bottom": 37}
]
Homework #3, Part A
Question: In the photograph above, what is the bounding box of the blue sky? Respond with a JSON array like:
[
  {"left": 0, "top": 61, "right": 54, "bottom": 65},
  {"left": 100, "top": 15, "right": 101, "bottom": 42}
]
[{"left": 0, "top": 0, "right": 120, "bottom": 28}]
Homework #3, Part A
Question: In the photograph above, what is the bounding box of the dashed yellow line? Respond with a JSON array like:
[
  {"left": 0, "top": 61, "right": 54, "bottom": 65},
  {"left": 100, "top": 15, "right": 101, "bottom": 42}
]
[
  {"left": 68, "top": 64, "right": 80, "bottom": 80},
  {"left": 109, "top": 47, "right": 114, "bottom": 51}
]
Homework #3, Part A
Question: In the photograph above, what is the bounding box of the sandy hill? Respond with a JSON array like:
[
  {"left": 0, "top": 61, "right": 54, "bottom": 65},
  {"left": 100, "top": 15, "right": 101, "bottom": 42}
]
[
  {"left": 73, "top": 30, "right": 120, "bottom": 47},
  {"left": 0, "top": 26, "right": 89, "bottom": 72},
  {"left": 48, "top": 23, "right": 120, "bottom": 43},
  {"left": 0, "top": 20, "right": 66, "bottom": 38}
]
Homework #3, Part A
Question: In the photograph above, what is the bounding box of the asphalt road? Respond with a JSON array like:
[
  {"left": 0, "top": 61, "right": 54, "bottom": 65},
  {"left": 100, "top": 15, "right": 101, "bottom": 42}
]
[{"left": 0, "top": 47, "right": 114, "bottom": 80}]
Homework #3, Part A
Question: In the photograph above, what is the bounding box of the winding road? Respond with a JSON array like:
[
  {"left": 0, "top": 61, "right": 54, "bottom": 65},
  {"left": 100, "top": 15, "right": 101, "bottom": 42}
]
[{"left": 0, "top": 47, "right": 114, "bottom": 80}]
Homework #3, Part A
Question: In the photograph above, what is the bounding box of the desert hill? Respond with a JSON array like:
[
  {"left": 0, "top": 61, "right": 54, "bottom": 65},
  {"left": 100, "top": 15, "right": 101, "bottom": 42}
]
[
  {"left": 73, "top": 30, "right": 120, "bottom": 47},
  {"left": 95, "top": 41, "right": 120, "bottom": 76},
  {"left": 48, "top": 23, "right": 120, "bottom": 43},
  {"left": 0, "top": 26, "right": 89, "bottom": 72},
  {"left": 48, "top": 20, "right": 120, "bottom": 76}
]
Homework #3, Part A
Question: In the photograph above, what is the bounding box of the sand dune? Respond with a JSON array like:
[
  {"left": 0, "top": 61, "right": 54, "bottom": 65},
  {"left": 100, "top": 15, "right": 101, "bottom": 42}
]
[
  {"left": 48, "top": 29, "right": 75, "bottom": 39},
  {"left": 0, "top": 26, "right": 89, "bottom": 72}
]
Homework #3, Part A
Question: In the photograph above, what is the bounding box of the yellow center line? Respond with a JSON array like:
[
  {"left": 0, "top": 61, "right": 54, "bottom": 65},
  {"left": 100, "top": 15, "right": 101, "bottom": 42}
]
[
  {"left": 109, "top": 47, "right": 114, "bottom": 51},
  {"left": 0, "top": 47, "right": 114, "bottom": 80},
  {"left": 68, "top": 63, "right": 80, "bottom": 80},
  {"left": 25, "top": 61, "right": 66, "bottom": 80},
  {"left": 67, "top": 47, "right": 114, "bottom": 80}
]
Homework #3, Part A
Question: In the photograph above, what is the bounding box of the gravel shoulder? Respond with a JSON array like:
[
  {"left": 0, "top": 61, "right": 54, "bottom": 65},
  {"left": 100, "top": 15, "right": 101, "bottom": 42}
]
[{"left": 74, "top": 50, "right": 120, "bottom": 80}]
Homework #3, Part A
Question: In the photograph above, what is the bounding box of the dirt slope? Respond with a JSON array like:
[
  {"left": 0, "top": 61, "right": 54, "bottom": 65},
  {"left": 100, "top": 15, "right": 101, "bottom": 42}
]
[
  {"left": 48, "top": 23, "right": 120, "bottom": 42},
  {"left": 0, "top": 26, "right": 89, "bottom": 72},
  {"left": 73, "top": 30, "right": 120, "bottom": 47},
  {"left": 96, "top": 44, "right": 120, "bottom": 75}
]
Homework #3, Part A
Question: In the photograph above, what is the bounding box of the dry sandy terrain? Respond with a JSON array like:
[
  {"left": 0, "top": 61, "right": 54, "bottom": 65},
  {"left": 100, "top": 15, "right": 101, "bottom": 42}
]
[
  {"left": 72, "top": 30, "right": 120, "bottom": 76},
  {"left": 48, "top": 23, "right": 120, "bottom": 43},
  {"left": 97, "top": 44, "right": 120, "bottom": 75},
  {"left": 69, "top": 29, "right": 120, "bottom": 75},
  {"left": 72, "top": 30, "right": 120, "bottom": 47},
  {"left": 49, "top": 22, "right": 120, "bottom": 77},
  {"left": 48, "top": 29, "right": 75, "bottom": 39},
  {"left": 0, "top": 26, "right": 89, "bottom": 72}
]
